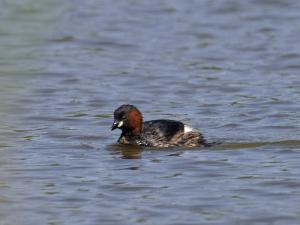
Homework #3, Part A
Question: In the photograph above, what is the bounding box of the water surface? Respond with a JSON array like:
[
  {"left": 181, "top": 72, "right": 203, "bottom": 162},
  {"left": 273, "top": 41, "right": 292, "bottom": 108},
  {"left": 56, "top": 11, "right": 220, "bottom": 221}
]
[{"left": 0, "top": 0, "right": 300, "bottom": 224}]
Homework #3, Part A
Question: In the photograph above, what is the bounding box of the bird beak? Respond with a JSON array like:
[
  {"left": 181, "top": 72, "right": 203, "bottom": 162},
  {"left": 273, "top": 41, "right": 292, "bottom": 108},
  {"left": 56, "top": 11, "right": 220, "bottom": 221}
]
[
  {"left": 111, "top": 121, "right": 119, "bottom": 131},
  {"left": 111, "top": 120, "right": 123, "bottom": 130}
]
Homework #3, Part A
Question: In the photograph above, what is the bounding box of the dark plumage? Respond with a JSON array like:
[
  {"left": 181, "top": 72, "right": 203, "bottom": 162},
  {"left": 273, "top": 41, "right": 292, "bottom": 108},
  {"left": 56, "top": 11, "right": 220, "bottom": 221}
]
[{"left": 111, "top": 104, "right": 206, "bottom": 148}]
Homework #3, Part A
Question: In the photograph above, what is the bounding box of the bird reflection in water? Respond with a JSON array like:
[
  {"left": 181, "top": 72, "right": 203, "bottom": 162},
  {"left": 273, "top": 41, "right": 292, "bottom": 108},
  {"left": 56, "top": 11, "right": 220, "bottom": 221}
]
[{"left": 107, "top": 144, "right": 142, "bottom": 159}]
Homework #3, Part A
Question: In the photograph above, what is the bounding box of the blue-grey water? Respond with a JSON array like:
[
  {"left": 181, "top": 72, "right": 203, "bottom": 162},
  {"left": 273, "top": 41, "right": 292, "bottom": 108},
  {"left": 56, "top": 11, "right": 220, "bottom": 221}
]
[{"left": 0, "top": 0, "right": 300, "bottom": 224}]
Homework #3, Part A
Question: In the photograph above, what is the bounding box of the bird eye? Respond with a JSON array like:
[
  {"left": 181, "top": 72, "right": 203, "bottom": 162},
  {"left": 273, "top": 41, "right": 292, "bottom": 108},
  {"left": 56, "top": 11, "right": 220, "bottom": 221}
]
[{"left": 119, "top": 113, "right": 126, "bottom": 120}]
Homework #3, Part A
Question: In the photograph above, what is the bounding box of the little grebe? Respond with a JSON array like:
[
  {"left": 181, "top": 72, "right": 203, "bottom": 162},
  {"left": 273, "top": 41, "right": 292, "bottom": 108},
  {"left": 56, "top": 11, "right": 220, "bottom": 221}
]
[{"left": 111, "top": 104, "right": 206, "bottom": 148}]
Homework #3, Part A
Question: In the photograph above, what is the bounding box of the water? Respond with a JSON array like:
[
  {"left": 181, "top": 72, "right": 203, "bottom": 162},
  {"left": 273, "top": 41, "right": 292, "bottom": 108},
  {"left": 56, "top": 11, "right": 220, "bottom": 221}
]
[{"left": 0, "top": 0, "right": 300, "bottom": 224}]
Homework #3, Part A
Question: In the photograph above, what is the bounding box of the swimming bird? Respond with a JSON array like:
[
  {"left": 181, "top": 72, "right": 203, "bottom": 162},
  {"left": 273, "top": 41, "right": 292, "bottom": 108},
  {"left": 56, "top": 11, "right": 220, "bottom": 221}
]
[{"left": 111, "top": 104, "right": 206, "bottom": 148}]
